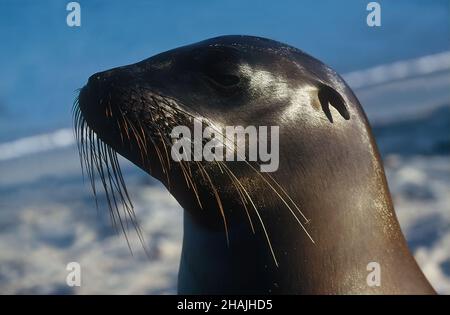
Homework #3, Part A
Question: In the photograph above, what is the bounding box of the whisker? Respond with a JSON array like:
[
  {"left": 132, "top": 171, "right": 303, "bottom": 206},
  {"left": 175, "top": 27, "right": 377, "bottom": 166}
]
[
  {"left": 219, "top": 161, "right": 279, "bottom": 267},
  {"left": 216, "top": 161, "right": 255, "bottom": 234},
  {"left": 73, "top": 101, "right": 149, "bottom": 255},
  {"left": 196, "top": 161, "right": 229, "bottom": 245},
  {"left": 150, "top": 94, "right": 313, "bottom": 240}
]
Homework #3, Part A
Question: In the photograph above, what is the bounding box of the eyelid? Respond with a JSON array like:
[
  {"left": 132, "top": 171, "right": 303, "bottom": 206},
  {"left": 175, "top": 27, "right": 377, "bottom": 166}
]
[
  {"left": 205, "top": 73, "right": 240, "bottom": 88},
  {"left": 212, "top": 74, "right": 240, "bottom": 86}
]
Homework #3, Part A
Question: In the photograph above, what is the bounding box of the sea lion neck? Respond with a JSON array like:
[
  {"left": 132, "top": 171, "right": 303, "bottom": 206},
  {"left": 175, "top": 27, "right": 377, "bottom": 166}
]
[
  {"left": 177, "top": 135, "right": 435, "bottom": 294},
  {"left": 177, "top": 182, "right": 435, "bottom": 294}
]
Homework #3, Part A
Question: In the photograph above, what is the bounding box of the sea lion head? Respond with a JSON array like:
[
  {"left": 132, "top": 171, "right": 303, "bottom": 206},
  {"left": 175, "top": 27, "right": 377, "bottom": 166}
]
[
  {"left": 75, "top": 35, "right": 373, "bottom": 252},
  {"left": 74, "top": 35, "right": 437, "bottom": 294}
]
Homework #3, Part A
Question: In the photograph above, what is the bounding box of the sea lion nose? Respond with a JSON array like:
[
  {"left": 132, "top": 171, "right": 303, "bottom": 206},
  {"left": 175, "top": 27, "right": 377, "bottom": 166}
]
[
  {"left": 86, "top": 71, "right": 111, "bottom": 95},
  {"left": 87, "top": 67, "right": 131, "bottom": 91}
]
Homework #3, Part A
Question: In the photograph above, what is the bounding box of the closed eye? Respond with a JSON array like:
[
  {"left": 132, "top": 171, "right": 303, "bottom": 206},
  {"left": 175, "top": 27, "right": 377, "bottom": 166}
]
[{"left": 207, "top": 73, "right": 240, "bottom": 87}]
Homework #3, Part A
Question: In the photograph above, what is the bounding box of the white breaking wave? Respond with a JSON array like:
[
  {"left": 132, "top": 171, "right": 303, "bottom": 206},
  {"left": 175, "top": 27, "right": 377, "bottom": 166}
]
[
  {"left": 0, "top": 128, "right": 74, "bottom": 161},
  {"left": 342, "top": 51, "right": 450, "bottom": 89},
  {"left": 0, "top": 51, "right": 449, "bottom": 162}
]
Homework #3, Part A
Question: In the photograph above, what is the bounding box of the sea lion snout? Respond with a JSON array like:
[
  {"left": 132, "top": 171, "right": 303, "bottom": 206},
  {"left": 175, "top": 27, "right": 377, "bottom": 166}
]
[
  {"left": 86, "top": 67, "right": 135, "bottom": 96},
  {"left": 80, "top": 68, "right": 137, "bottom": 122}
]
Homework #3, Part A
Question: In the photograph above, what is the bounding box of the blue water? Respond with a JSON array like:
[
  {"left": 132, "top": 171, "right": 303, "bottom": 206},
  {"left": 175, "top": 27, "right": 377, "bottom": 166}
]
[{"left": 0, "top": 0, "right": 449, "bottom": 142}]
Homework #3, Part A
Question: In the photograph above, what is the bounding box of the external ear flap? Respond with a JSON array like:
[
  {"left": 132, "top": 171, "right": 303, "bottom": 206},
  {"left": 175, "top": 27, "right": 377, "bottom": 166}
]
[{"left": 318, "top": 84, "right": 350, "bottom": 123}]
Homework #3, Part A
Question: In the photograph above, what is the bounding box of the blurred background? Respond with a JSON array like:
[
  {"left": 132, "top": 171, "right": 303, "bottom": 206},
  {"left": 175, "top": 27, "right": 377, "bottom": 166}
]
[{"left": 0, "top": 0, "right": 449, "bottom": 294}]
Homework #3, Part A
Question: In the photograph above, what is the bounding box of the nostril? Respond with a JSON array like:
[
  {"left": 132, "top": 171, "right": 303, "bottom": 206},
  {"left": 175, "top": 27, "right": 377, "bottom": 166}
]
[
  {"left": 87, "top": 72, "right": 104, "bottom": 90},
  {"left": 86, "top": 71, "right": 115, "bottom": 94},
  {"left": 87, "top": 68, "right": 131, "bottom": 89}
]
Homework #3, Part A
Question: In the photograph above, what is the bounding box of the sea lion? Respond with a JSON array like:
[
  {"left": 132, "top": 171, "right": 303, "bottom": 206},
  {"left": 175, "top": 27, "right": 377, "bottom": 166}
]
[{"left": 73, "top": 35, "right": 435, "bottom": 294}]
